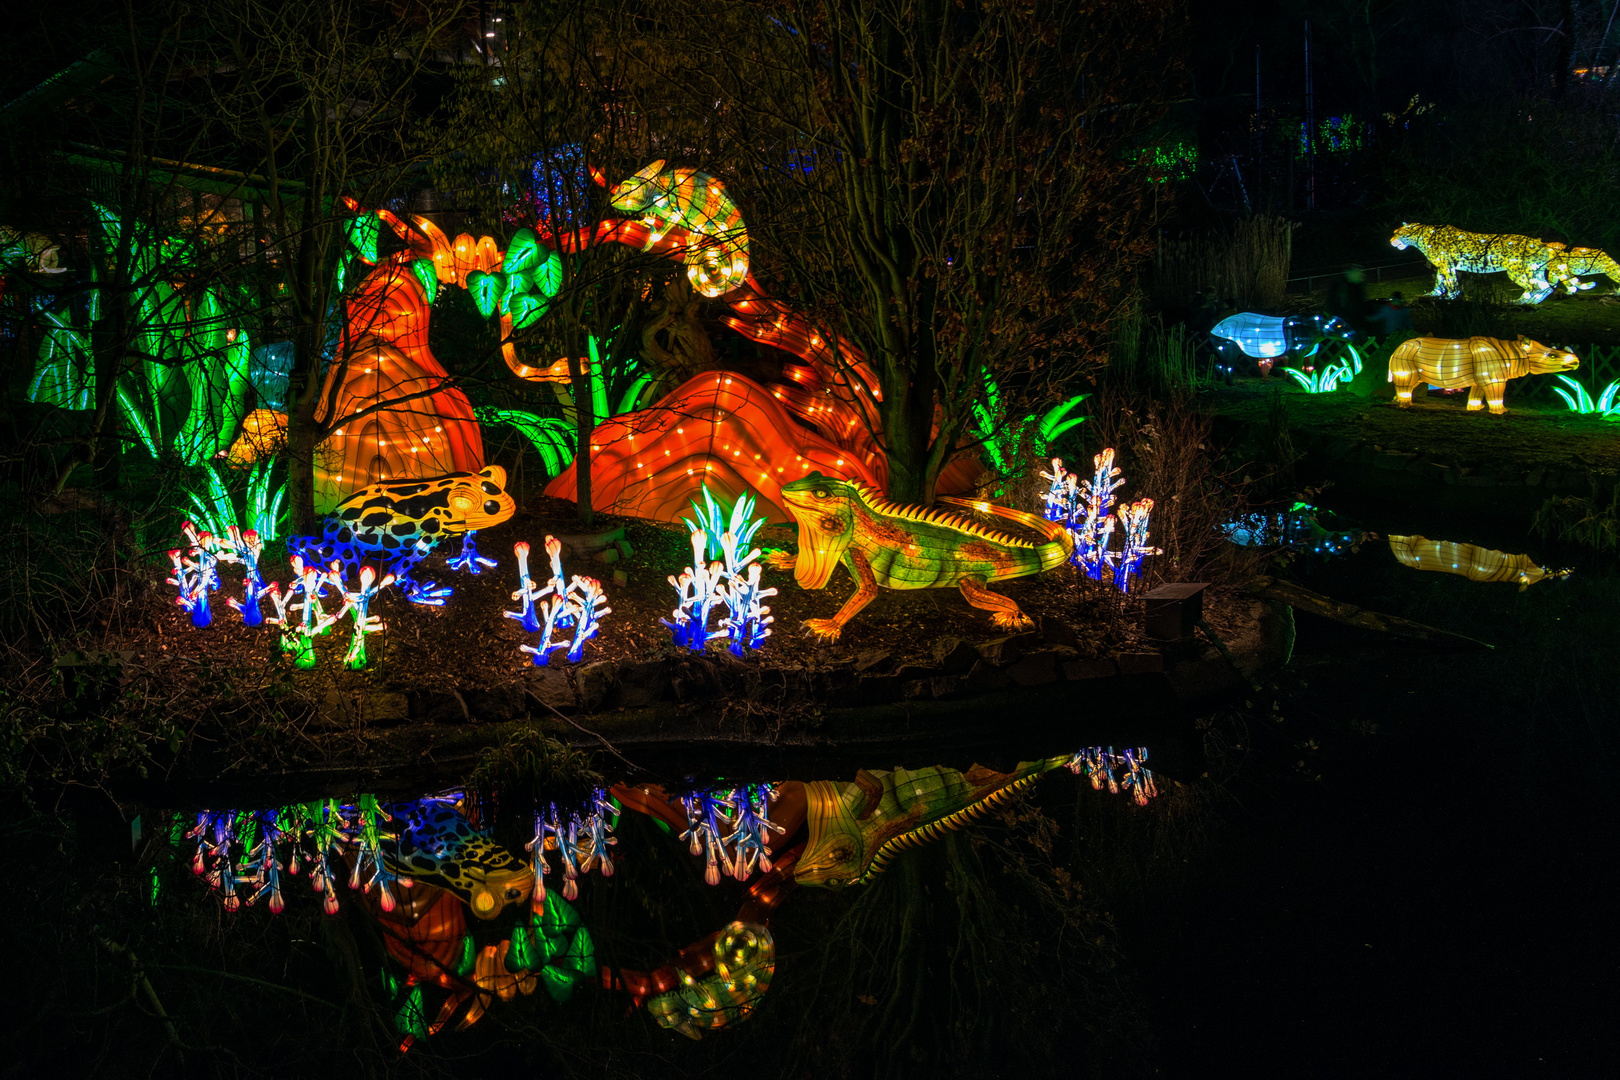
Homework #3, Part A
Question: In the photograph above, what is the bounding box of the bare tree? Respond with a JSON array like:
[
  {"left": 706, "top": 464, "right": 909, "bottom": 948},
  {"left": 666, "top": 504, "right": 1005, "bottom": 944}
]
[
  {"left": 198, "top": 0, "right": 470, "bottom": 532},
  {"left": 434, "top": 0, "right": 675, "bottom": 527},
  {"left": 645, "top": 0, "right": 1180, "bottom": 503}
]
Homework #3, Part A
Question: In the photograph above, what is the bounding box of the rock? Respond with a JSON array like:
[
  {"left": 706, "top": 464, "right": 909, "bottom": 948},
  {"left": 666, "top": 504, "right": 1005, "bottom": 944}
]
[
  {"left": 612, "top": 569, "right": 629, "bottom": 587},
  {"left": 892, "top": 664, "right": 936, "bottom": 684},
  {"left": 962, "top": 659, "right": 1011, "bottom": 694},
  {"left": 1115, "top": 652, "right": 1165, "bottom": 674},
  {"left": 464, "top": 685, "right": 525, "bottom": 721},
  {"left": 1041, "top": 620, "right": 1081, "bottom": 650},
  {"left": 361, "top": 692, "right": 410, "bottom": 725},
  {"left": 853, "top": 649, "right": 892, "bottom": 673},
  {"left": 929, "top": 636, "right": 979, "bottom": 673},
  {"left": 524, "top": 667, "right": 576, "bottom": 712},
  {"left": 1005, "top": 651, "right": 1058, "bottom": 686},
  {"left": 319, "top": 691, "right": 355, "bottom": 724},
  {"left": 577, "top": 662, "right": 617, "bottom": 712},
  {"left": 976, "top": 634, "right": 1033, "bottom": 667},
  {"left": 616, "top": 660, "right": 669, "bottom": 708},
  {"left": 592, "top": 547, "right": 620, "bottom": 564},
  {"left": 855, "top": 674, "right": 905, "bottom": 703},
  {"left": 1373, "top": 451, "right": 1417, "bottom": 471},
  {"left": 614, "top": 539, "right": 634, "bottom": 558},
  {"left": 1062, "top": 657, "right": 1117, "bottom": 680},
  {"left": 414, "top": 690, "right": 469, "bottom": 723},
  {"left": 904, "top": 675, "right": 960, "bottom": 700}
]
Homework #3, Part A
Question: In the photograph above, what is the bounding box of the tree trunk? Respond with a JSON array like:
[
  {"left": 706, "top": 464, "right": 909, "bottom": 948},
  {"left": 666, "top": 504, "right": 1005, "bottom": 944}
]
[{"left": 567, "top": 320, "right": 594, "bottom": 528}]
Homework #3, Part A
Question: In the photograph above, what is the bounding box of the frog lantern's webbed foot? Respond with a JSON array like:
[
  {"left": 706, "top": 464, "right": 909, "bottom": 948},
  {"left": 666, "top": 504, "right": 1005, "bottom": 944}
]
[
  {"left": 447, "top": 530, "right": 497, "bottom": 575},
  {"left": 395, "top": 543, "right": 453, "bottom": 606}
]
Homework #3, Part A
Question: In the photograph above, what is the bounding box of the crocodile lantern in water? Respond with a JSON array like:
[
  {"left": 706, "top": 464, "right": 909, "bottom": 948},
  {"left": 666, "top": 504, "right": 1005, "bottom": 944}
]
[
  {"left": 765, "top": 473, "right": 1073, "bottom": 641},
  {"left": 1387, "top": 336, "right": 1578, "bottom": 414}
]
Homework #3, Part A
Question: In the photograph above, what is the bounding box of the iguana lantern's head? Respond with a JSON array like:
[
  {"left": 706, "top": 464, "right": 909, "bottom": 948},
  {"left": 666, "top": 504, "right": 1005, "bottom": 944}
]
[{"left": 778, "top": 472, "right": 860, "bottom": 589}]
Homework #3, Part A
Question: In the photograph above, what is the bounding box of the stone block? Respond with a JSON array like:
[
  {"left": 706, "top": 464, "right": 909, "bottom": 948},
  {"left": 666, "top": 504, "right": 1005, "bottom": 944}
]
[
  {"left": 616, "top": 660, "right": 669, "bottom": 708},
  {"left": 414, "top": 690, "right": 469, "bottom": 723},
  {"left": 464, "top": 685, "right": 525, "bottom": 721},
  {"left": 976, "top": 634, "right": 1033, "bottom": 667},
  {"left": 1005, "top": 651, "right": 1058, "bottom": 686},
  {"left": 361, "top": 692, "right": 410, "bottom": 725},
  {"left": 962, "top": 659, "right": 1012, "bottom": 693},
  {"left": 929, "top": 636, "right": 980, "bottom": 673},
  {"left": 1062, "top": 657, "right": 1117, "bottom": 680},
  {"left": 1115, "top": 651, "right": 1165, "bottom": 674},
  {"left": 577, "top": 661, "right": 617, "bottom": 712},
  {"left": 853, "top": 649, "right": 892, "bottom": 673},
  {"left": 525, "top": 667, "right": 576, "bottom": 712}
]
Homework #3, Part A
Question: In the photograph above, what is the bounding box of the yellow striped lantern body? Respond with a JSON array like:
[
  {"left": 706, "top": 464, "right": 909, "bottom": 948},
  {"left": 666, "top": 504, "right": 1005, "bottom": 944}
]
[
  {"left": 1387, "top": 535, "right": 1569, "bottom": 590},
  {"left": 1386, "top": 335, "right": 1578, "bottom": 414},
  {"left": 793, "top": 759, "right": 1064, "bottom": 889},
  {"left": 610, "top": 160, "right": 749, "bottom": 298}
]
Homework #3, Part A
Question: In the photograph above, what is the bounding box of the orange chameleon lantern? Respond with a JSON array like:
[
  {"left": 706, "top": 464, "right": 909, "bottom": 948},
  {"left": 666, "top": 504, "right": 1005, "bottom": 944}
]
[
  {"left": 1387, "top": 335, "right": 1579, "bottom": 414},
  {"left": 1387, "top": 535, "right": 1570, "bottom": 590}
]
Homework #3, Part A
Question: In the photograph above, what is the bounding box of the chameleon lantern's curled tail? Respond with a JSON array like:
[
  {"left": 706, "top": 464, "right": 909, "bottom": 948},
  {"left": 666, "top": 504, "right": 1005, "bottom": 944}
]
[{"left": 936, "top": 496, "right": 1075, "bottom": 572}]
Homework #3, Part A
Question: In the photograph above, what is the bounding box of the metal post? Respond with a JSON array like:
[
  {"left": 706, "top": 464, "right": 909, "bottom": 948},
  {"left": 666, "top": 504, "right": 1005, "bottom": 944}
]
[{"left": 1304, "top": 20, "right": 1316, "bottom": 211}]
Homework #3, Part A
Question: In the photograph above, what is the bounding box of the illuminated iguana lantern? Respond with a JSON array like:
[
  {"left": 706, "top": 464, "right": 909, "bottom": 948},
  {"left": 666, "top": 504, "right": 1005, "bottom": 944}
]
[{"left": 766, "top": 472, "right": 1073, "bottom": 641}]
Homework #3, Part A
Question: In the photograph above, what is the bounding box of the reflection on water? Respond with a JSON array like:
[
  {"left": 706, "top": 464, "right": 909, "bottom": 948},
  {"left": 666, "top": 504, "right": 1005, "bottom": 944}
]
[
  {"left": 170, "top": 746, "right": 1155, "bottom": 1047},
  {"left": 1387, "top": 535, "right": 1572, "bottom": 589},
  {"left": 1224, "top": 502, "right": 1368, "bottom": 560}
]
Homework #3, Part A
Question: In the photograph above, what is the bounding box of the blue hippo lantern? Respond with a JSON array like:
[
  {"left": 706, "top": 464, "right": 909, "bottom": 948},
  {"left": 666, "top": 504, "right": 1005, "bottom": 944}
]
[{"left": 1210, "top": 313, "right": 1353, "bottom": 379}]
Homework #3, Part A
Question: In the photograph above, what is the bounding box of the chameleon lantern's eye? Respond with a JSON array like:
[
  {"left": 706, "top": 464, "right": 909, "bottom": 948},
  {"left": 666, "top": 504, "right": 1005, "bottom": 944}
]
[{"left": 813, "top": 487, "right": 830, "bottom": 500}]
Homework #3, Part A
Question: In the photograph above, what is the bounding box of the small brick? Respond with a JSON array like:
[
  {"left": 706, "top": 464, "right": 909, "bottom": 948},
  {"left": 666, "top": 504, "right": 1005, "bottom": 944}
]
[
  {"left": 1115, "top": 652, "right": 1165, "bottom": 674},
  {"left": 1005, "top": 651, "right": 1058, "bottom": 686},
  {"left": 1062, "top": 657, "right": 1117, "bottom": 680}
]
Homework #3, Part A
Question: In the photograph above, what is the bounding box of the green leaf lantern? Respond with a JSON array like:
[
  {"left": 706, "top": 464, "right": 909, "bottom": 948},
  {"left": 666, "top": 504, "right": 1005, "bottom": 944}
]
[
  {"left": 499, "top": 270, "right": 533, "bottom": 314},
  {"left": 409, "top": 258, "right": 438, "bottom": 305},
  {"left": 504, "top": 227, "right": 563, "bottom": 298},
  {"left": 465, "top": 270, "right": 506, "bottom": 319},
  {"left": 531, "top": 248, "right": 563, "bottom": 298},
  {"left": 503, "top": 228, "right": 544, "bottom": 272},
  {"left": 345, "top": 212, "right": 381, "bottom": 264},
  {"left": 508, "top": 291, "right": 549, "bottom": 329}
]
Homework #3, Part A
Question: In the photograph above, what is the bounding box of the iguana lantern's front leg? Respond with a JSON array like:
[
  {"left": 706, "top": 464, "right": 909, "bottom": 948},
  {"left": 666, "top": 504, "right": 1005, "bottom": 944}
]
[{"left": 804, "top": 549, "right": 878, "bottom": 642}]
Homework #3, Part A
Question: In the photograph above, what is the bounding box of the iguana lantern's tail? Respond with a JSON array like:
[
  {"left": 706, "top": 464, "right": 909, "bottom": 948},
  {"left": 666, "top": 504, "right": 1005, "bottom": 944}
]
[{"left": 936, "top": 496, "right": 1074, "bottom": 572}]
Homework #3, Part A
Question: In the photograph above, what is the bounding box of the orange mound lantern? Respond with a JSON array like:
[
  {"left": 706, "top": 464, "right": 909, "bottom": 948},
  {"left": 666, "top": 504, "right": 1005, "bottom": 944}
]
[{"left": 545, "top": 371, "right": 883, "bottom": 522}]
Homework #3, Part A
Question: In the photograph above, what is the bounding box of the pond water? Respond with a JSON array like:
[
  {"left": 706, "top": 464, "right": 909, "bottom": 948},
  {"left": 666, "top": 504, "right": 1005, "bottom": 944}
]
[{"left": 17, "top": 495, "right": 1617, "bottom": 1078}]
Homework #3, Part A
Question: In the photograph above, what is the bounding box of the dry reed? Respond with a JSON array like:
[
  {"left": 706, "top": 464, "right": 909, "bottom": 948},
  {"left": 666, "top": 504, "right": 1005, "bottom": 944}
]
[{"left": 1152, "top": 214, "right": 1294, "bottom": 309}]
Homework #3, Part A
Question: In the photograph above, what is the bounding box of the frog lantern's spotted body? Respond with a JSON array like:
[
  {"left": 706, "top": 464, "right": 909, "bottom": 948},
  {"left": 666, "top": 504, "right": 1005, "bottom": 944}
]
[
  {"left": 382, "top": 798, "right": 534, "bottom": 920},
  {"left": 291, "top": 466, "right": 516, "bottom": 603}
]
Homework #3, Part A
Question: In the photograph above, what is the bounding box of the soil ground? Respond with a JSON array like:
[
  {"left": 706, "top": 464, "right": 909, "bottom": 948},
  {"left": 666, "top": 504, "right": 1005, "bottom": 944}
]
[{"left": 1202, "top": 380, "right": 1620, "bottom": 474}]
